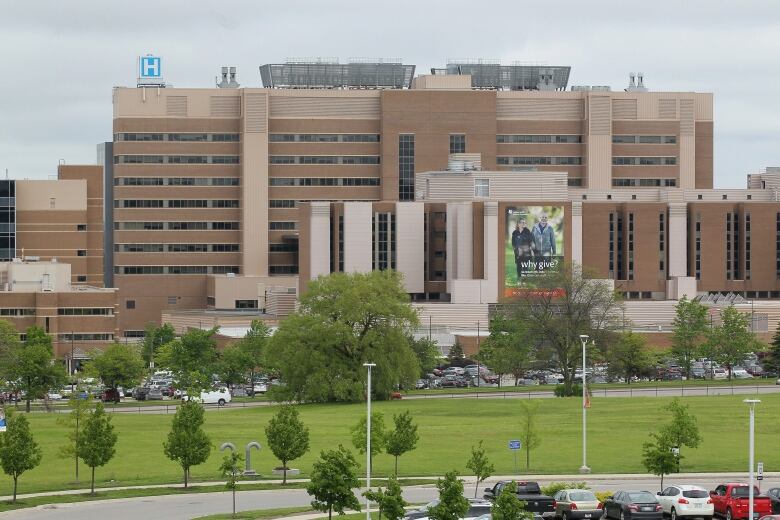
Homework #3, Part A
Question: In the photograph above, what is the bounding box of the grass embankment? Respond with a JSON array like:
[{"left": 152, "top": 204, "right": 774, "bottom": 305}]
[
  {"left": 194, "top": 507, "right": 314, "bottom": 520},
  {"left": 2, "top": 394, "right": 779, "bottom": 498}
]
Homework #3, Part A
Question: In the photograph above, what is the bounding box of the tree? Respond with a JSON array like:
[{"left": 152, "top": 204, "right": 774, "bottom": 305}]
[
  {"left": 219, "top": 451, "right": 243, "bottom": 519},
  {"left": 480, "top": 313, "right": 533, "bottom": 387},
  {"left": 164, "top": 400, "right": 212, "bottom": 488},
  {"left": 385, "top": 411, "right": 419, "bottom": 476},
  {"left": 364, "top": 476, "right": 407, "bottom": 520},
  {"left": 764, "top": 322, "right": 780, "bottom": 375},
  {"left": 218, "top": 344, "right": 250, "bottom": 392},
  {"left": 86, "top": 343, "right": 145, "bottom": 402},
  {"left": 57, "top": 390, "right": 94, "bottom": 482},
  {"left": 493, "top": 481, "right": 530, "bottom": 520},
  {"left": 77, "top": 402, "right": 117, "bottom": 495},
  {"left": 658, "top": 398, "right": 701, "bottom": 471},
  {"left": 7, "top": 326, "right": 67, "bottom": 412},
  {"left": 706, "top": 306, "right": 759, "bottom": 380},
  {"left": 265, "top": 405, "right": 310, "bottom": 484},
  {"left": 236, "top": 320, "right": 270, "bottom": 389},
  {"left": 608, "top": 332, "right": 654, "bottom": 384},
  {"left": 429, "top": 471, "right": 469, "bottom": 520},
  {"left": 157, "top": 327, "right": 219, "bottom": 393},
  {"left": 409, "top": 336, "right": 440, "bottom": 377},
  {"left": 0, "top": 319, "right": 21, "bottom": 374},
  {"left": 306, "top": 445, "right": 361, "bottom": 520},
  {"left": 518, "top": 401, "right": 542, "bottom": 469},
  {"left": 0, "top": 411, "right": 42, "bottom": 502},
  {"left": 351, "top": 412, "right": 386, "bottom": 474},
  {"left": 670, "top": 297, "right": 709, "bottom": 380},
  {"left": 447, "top": 343, "right": 466, "bottom": 367},
  {"left": 141, "top": 323, "right": 176, "bottom": 369},
  {"left": 642, "top": 432, "right": 678, "bottom": 491},
  {"left": 505, "top": 264, "right": 623, "bottom": 395},
  {"left": 266, "top": 271, "right": 420, "bottom": 402},
  {"left": 466, "top": 440, "right": 494, "bottom": 498}
]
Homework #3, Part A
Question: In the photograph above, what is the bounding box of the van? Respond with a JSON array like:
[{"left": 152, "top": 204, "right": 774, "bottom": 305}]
[
  {"left": 712, "top": 368, "right": 727, "bottom": 380},
  {"left": 183, "top": 387, "right": 231, "bottom": 406}
]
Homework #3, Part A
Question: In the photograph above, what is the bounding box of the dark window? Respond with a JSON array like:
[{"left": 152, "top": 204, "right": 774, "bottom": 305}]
[
  {"left": 77, "top": 250, "right": 87, "bottom": 257},
  {"left": 126, "top": 300, "right": 136, "bottom": 309},
  {"left": 398, "top": 135, "right": 415, "bottom": 201},
  {"left": 76, "top": 275, "right": 87, "bottom": 282},
  {"left": 449, "top": 134, "right": 465, "bottom": 154},
  {"left": 77, "top": 224, "right": 87, "bottom": 231},
  {"left": 235, "top": 299, "right": 258, "bottom": 309}
]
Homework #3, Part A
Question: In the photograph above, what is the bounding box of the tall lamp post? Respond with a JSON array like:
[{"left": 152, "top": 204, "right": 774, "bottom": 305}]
[
  {"left": 579, "top": 334, "right": 592, "bottom": 474},
  {"left": 744, "top": 399, "right": 760, "bottom": 520},
  {"left": 363, "top": 362, "right": 376, "bottom": 520}
]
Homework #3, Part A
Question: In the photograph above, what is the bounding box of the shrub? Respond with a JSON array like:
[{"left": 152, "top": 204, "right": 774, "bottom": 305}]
[
  {"left": 553, "top": 384, "right": 583, "bottom": 397},
  {"left": 595, "top": 491, "right": 614, "bottom": 504},
  {"left": 541, "top": 481, "right": 588, "bottom": 496}
]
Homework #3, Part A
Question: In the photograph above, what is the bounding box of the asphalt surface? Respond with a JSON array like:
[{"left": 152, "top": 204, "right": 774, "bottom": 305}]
[{"left": 4, "top": 474, "right": 778, "bottom": 520}]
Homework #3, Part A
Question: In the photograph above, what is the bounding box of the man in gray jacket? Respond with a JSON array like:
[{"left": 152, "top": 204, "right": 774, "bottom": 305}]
[{"left": 532, "top": 214, "right": 556, "bottom": 267}]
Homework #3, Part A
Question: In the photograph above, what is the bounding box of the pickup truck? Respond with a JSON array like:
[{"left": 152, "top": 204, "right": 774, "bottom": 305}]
[
  {"left": 710, "top": 483, "right": 773, "bottom": 520},
  {"left": 484, "top": 481, "right": 557, "bottom": 517}
]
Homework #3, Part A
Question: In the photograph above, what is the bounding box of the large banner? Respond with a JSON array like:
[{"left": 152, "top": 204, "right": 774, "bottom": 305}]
[{"left": 504, "top": 206, "right": 565, "bottom": 297}]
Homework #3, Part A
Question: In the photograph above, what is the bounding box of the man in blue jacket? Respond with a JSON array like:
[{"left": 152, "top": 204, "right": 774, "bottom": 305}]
[{"left": 532, "top": 214, "right": 556, "bottom": 269}]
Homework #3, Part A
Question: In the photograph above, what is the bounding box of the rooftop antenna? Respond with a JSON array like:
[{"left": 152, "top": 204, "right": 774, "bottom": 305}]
[
  {"left": 217, "top": 67, "right": 229, "bottom": 88},
  {"left": 228, "top": 67, "right": 239, "bottom": 88}
]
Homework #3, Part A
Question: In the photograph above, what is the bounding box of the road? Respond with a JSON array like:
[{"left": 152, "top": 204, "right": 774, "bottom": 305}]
[{"left": 4, "top": 474, "right": 778, "bottom": 520}]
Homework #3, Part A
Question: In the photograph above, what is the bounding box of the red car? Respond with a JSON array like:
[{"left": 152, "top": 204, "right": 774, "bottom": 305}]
[{"left": 710, "top": 484, "right": 772, "bottom": 520}]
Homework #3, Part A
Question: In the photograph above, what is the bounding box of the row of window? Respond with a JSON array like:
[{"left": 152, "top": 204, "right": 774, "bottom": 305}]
[
  {"left": 269, "top": 242, "right": 299, "bottom": 252},
  {"left": 269, "top": 200, "right": 296, "bottom": 208},
  {"left": 269, "top": 155, "right": 380, "bottom": 165},
  {"left": 116, "top": 200, "right": 239, "bottom": 209},
  {"left": 115, "top": 266, "right": 240, "bottom": 275},
  {"left": 115, "top": 177, "right": 240, "bottom": 186},
  {"left": 269, "top": 134, "right": 379, "bottom": 143},
  {"left": 115, "top": 221, "right": 239, "bottom": 230},
  {"left": 57, "top": 308, "right": 114, "bottom": 316},
  {"left": 497, "top": 156, "right": 583, "bottom": 165},
  {"left": 58, "top": 333, "right": 114, "bottom": 341},
  {"left": 269, "top": 178, "right": 380, "bottom": 187},
  {"left": 0, "top": 308, "right": 35, "bottom": 316},
  {"left": 115, "top": 133, "right": 239, "bottom": 142},
  {"left": 612, "top": 178, "right": 677, "bottom": 187},
  {"left": 613, "top": 156, "right": 677, "bottom": 166},
  {"left": 269, "top": 265, "right": 299, "bottom": 274},
  {"left": 116, "top": 244, "right": 240, "bottom": 253},
  {"left": 115, "top": 155, "right": 240, "bottom": 164},
  {"left": 497, "top": 135, "right": 582, "bottom": 144},
  {"left": 613, "top": 135, "right": 677, "bottom": 144},
  {"left": 269, "top": 222, "right": 296, "bottom": 230}
]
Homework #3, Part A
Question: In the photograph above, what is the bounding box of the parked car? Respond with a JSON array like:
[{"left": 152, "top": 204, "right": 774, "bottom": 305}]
[
  {"left": 732, "top": 368, "right": 752, "bottom": 379},
  {"left": 252, "top": 382, "right": 268, "bottom": 394},
  {"left": 656, "top": 485, "right": 714, "bottom": 520},
  {"left": 553, "top": 489, "right": 603, "bottom": 520},
  {"left": 415, "top": 379, "right": 429, "bottom": 390},
  {"left": 766, "top": 488, "right": 780, "bottom": 514},
  {"left": 710, "top": 484, "right": 773, "bottom": 520},
  {"left": 47, "top": 392, "right": 62, "bottom": 400},
  {"left": 182, "top": 387, "right": 231, "bottom": 406},
  {"left": 404, "top": 498, "right": 492, "bottom": 520},
  {"left": 484, "top": 481, "right": 556, "bottom": 517},
  {"left": 712, "top": 368, "right": 728, "bottom": 380},
  {"left": 146, "top": 387, "right": 164, "bottom": 400},
  {"left": 122, "top": 387, "right": 134, "bottom": 398},
  {"left": 758, "top": 516, "right": 780, "bottom": 520},
  {"left": 602, "top": 490, "right": 663, "bottom": 520},
  {"left": 101, "top": 388, "right": 121, "bottom": 402},
  {"left": 132, "top": 386, "right": 149, "bottom": 401}
]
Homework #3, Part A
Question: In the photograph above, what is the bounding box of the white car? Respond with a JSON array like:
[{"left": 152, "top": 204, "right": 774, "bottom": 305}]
[
  {"left": 252, "top": 382, "right": 267, "bottom": 394},
  {"left": 731, "top": 368, "right": 752, "bottom": 379},
  {"left": 182, "top": 387, "right": 231, "bottom": 406},
  {"left": 656, "top": 485, "right": 714, "bottom": 520},
  {"left": 47, "top": 392, "right": 62, "bottom": 400}
]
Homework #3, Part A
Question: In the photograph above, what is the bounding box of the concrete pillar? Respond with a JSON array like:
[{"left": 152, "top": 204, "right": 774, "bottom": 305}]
[
  {"left": 309, "top": 202, "right": 331, "bottom": 279},
  {"left": 343, "top": 202, "right": 372, "bottom": 273},
  {"left": 667, "top": 202, "right": 688, "bottom": 278},
  {"left": 481, "top": 201, "right": 499, "bottom": 303},
  {"left": 571, "top": 201, "right": 583, "bottom": 267},
  {"left": 395, "top": 202, "right": 424, "bottom": 293}
]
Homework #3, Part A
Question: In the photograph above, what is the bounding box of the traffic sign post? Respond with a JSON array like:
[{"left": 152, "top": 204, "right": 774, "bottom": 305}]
[{"left": 509, "top": 440, "right": 521, "bottom": 474}]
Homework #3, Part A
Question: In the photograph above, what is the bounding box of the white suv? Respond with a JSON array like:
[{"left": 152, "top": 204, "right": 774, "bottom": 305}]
[{"left": 656, "top": 485, "right": 714, "bottom": 520}]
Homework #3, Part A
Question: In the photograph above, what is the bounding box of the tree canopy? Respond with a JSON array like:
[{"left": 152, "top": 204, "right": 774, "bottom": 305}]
[
  {"left": 0, "top": 411, "right": 42, "bottom": 502},
  {"left": 164, "top": 400, "right": 212, "bottom": 488},
  {"left": 265, "top": 405, "right": 310, "bottom": 484},
  {"left": 670, "top": 297, "right": 709, "bottom": 380},
  {"left": 141, "top": 323, "right": 176, "bottom": 368},
  {"left": 77, "top": 403, "right": 118, "bottom": 495},
  {"left": 157, "top": 327, "right": 219, "bottom": 392},
  {"left": 608, "top": 331, "right": 654, "bottom": 384},
  {"left": 705, "top": 306, "right": 759, "bottom": 380},
  {"left": 306, "top": 445, "right": 361, "bottom": 520},
  {"left": 86, "top": 343, "right": 146, "bottom": 400},
  {"left": 385, "top": 410, "right": 419, "bottom": 476},
  {"left": 266, "top": 271, "right": 420, "bottom": 402},
  {"left": 6, "top": 325, "right": 67, "bottom": 412},
  {"left": 479, "top": 313, "right": 533, "bottom": 386}
]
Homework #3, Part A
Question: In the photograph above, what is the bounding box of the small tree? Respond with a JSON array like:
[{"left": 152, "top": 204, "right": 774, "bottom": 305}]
[
  {"left": 237, "top": 320, "right": 270, "bottom": 389},
  {"left": 658, "top": 398, "right": 701, "bottom": 471},
  {"left": 86, "top": 343, "right": 146, "bottom": 402},
  {"left": 706, "top": 306, "right": 759, "bottom": 380},
  {"left": 518, "top": 401, "right": 542, "bottom": 469},
  {"left": 493, "top": 481, "right": 530, "bottom": 520},
  {"left": 351, "top": 412, "right": 386, "bottom": 474},
  {"left": 141, "top": 323, "right": 176, "bottom": 368},
  {"left": 8, "top": 326, "right": 67, "bottom": 412},
  {"left": 670, "top": 297, "right": 709, "bottom": 380},
  {"left": 430, "top": 471, "right": 470, "bottom": 520},
  {"left": 164, "top": 400, "right": 212, "bottom": 488},
  {"left": 609, "top": 331, "right": 654, "bottom": 384},
  {"left": 448, "top": 343, "right": 466, "bottom": 366},
  {"left": 219, "top": 451, "right": 244, "bottom": 519},
  {"left": 218, "top": 344, "right": 250, "bottom": 392},
  {"left": 385, "top": 411, "right": 419, "bottom": 476},
  {"left": 466, "top": 440, "right": 494, "bottom": 498},
  {"left": 57, "top": 390, "right": 94, "bottom": 482},
  {"left": 306, "top": 445, "right": 361, "bottom": 520},
  {"left": 265, "top": 405, "right": 310, "bottom": 484},
  {"left": 0, "top": 411, "right": 42, "bottom": 502},
  {"left": 764, "top": 322, "right": 780, "bottom": 374},
  {"left": 642, "top": 432, "right": 678, "bottom": 490},
  {"left": 76, "top": 402, "right": 117, "bottom": 495},
  {"left": 364, "top": 475, "right": 407, "bottom": 520}
]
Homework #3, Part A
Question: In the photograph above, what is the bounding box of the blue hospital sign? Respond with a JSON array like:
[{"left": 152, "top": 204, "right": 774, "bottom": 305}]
[{"left": 139, "top": 55, "right": 161, "bottom": 78}]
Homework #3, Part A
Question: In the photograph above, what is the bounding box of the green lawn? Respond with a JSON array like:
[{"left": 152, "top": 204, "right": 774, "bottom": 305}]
[{"left": 3, "top": 394, "right": 779, "bottom": 498}]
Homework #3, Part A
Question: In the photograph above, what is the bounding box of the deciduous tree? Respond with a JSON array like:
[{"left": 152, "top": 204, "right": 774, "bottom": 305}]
[
  {"left": 518, "top": 401, "right": 542, "bottom": 469},
  {"left": 642, "top": 432, "right": 678, "bottom": 491},
  {"left": 265, "top": 405, "right": 310, "bottom": 484},
  {"left": 218, "top": 344, "right": 250, "bottom": 392},
  {"left": 266, "top": 271, "right": 420, "bottom": 402},
  {"left": 7, "top": 326, "right": 67, "bottom": 412},
  {"left": 0, "top": 411, "right": 42, "bottom": 502},
  {"left": 430, "top": 471, "right": 469, "bottom": 520},
  {"left": 385, "top": 411, "right": 419, "bottom": 476},
  {"left": 164, "top": 400, "right": 212, "bottom": 488},
  {"left": 236, "top": 320, "right": 270, "bottom": 388},
  {"left": 141, "top": 323, "right": 176, "bottom": 369},
  {"left": 466, "top": 440, "right": 494, "bottom": 498},
  {"left": 608, "top": 331, "right": 654, "bottom": 384},
  {"left": 670, "top": 297, "right": 709, "bottom": 380},
  {"left": 705, "top": 306, "right": 759, "bottom": 380},
  {"left": 86, "top": 343, "right": 145, "bottom": 402},
  {"left": 57, "top": 390, "right": 94, "bottom": 482},
  {"left": 658, "top": 398, "right": 701, "bottom": 471},
  {"left": 157, "top": 327, "right": 219, "bottom": 393},
  {"left": 409, "top": 336, "right": 440, "bottom": 377},
  {"left": 493, "top": 481, "right": 531, "bottom": 520},
  {"left": 480, "top": 313, "right": 533, "bottom": 387},
  {"left": 77, "top": 403, "right": 118, "bottom": 495},
  {"left": 764, "top": 322, "right": 780, "bottom": 374},
  {"left": 364, "top": 476, "right": 407, "bottom": 520},
  {"left": 219, "top": 451, "right": 243, "bottom": 519},
  {"left": 306, "top": 445, "right": 361, "bottom": 520},
  {"left": 351, "top": 412, "right": 386, "bottom": 474}
]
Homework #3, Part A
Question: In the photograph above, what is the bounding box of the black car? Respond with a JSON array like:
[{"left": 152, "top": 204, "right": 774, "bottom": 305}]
[
  {"left": 603, "top": 491, "right": 662, "bottom": 520},
  {"left": 767, "top": 488, "right": 780, "bottom": 514},
  {"left": 132, "top": 386, "right": 149, "bottom": 401}
]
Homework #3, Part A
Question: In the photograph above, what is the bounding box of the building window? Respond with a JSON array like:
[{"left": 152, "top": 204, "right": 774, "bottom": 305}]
[
  {"left": 269, "top": 200, "right": 296, "bottom": 208},
  {"left": 270, "top": 243, "right": 298, "bottom": 253},
  {"left": 497, "top": 156, "right": 582, "bottom": 166},
  {"left": 235, "top": 299, "right": 258, "bottom": 309},
  {"left": 77, "top": 250, "right": 87, "bottom": 257},
  {"left": 167, "top": 296, "right": 177, "bottom": 305},
  {"left": 659, "top": 213, "right": 665, "bottom": 272},
  {"left": 372, "top": 212, "right": 396, "bottom": 271},
  {"left": 695, "top": 214, "right": 701, "bottom": 280},
  {"left": 398, "top": 135, "right": 415, "bottom": 201},
  {"left": 269, "top": 265, "right": 299, "bottom": 274},
  {"left": 496, "top": 135, "right": 582, "bottom": 144},
  {"left": 269, "top": 178, "right": 380, "bottom": 187},
  {"left": 269, "top": 155, "right": 379, "bottom": 165},
  {"left": 612, "top": 156, "right": 678, "bottom": 166},
  {"left": 776, "top": 213, "right": 780, "bottom": 279},
  {"left": 745, "top": 213, "right": 751, "bottom": 280},
  {"left": 474, "top": 179, "right": 490, "bottom": 198},
  {"left": 58, "top": 333, "right": 114, "bottom": 342},
  {"left": 567, "top": 178, "right": 583, "bottom": 187},
  {"left": 58, "top": 308, "right": 113, "bottom": 316},
  {"left": 338, "top": 215, "right": 344, "bottom": 272},
  {"left": 450, "top": 134, "right": 465, "bottom": 154},
  {"left": 612, "top": 135, "right": 677, "bottom": 144},
  {"left": 269, "top": 222, "right": 296, "bottom": 230},
  {"left": 627, "top": 213, "right": 634, "bottom": 280},
  {"left": 608, "top": 214, "right": 615, "bottom": 278},
  {"left": 126, "top": 300, "right": 136, "bottom": 309},
  {"left": 268, "top": 133, "right": 379, "bottom": 143},
  {"left": 617, "top": 213, "right": 624, "bottom": 280},
  {"left": 77, "top": 224, "right": 87, "bottom": 231},
  {"left": 612, "top": 178, "right": 677, "bottom": 187},
  {"left": 76, "top": 275, "right": 87, "bottom": 282},
  {"left": 123, "top": 330, "right": 145, "bottom": 338}
]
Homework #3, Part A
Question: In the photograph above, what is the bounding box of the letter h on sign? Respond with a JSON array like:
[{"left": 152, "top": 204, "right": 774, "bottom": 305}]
[{"left": 140, "top": 56, "right": 161, "bottom": 78}]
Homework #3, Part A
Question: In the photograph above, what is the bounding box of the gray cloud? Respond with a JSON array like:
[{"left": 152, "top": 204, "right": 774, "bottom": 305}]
[{"left": 2, "top": 0, "right": 780, "bottom": 186}]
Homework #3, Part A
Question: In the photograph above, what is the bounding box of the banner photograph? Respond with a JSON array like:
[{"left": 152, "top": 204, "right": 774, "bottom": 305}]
[{"left": 504, "top": 206, "right": 565, "bottom": 296}]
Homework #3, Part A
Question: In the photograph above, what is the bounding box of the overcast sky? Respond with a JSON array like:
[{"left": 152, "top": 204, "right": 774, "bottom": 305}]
[{"left": 1, "top": 0, "right": 779, "bottom": 187}]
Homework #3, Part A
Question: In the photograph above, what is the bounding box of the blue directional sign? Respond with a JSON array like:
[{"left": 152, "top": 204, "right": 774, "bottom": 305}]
[
  {"left": 509, "top": 440, "right": 521, "bottom": 450},
  {"left": 139, "top": 55, "right": 161, "bottom": 78}
]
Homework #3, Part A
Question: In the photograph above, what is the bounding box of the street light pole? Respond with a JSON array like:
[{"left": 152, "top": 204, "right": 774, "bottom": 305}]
[
  {"left": 363, "top": 362, "right": 376, "bottom": 520},
  {"left": 744, "top": 399, "right": 760, "bottom": 520},
  {"left": 579, "top": 334, "right": 591, "bottom": 474}
]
